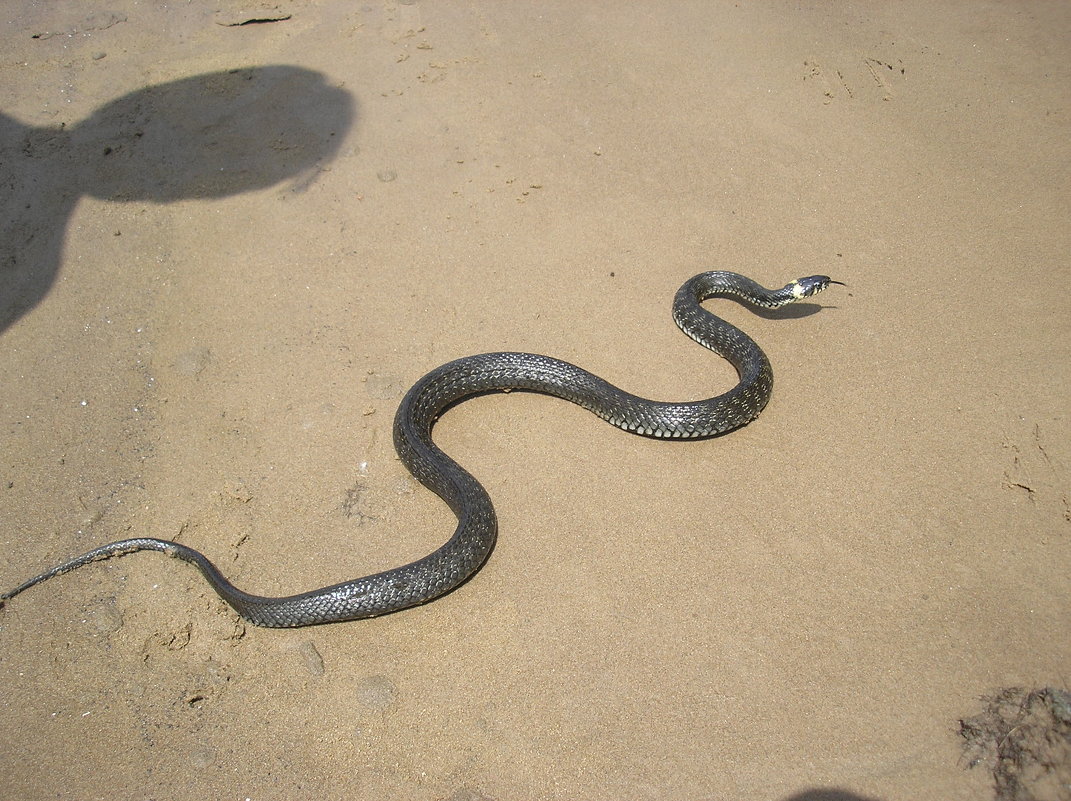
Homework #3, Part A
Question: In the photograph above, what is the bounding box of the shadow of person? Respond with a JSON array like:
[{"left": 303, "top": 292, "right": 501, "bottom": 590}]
[{"left": 0, "top": 65, "right": 355, "bottom": 333}]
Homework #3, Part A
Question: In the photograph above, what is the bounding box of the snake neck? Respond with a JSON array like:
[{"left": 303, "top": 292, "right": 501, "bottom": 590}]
[
  {"left": 679, "top": 270, "right": 820, "bottom": 309},
  {"left": 672, "top": 272, "right": 771, "bottom": 386}
]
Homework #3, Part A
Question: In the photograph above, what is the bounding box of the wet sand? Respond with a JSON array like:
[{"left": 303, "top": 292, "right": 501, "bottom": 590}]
[{"left": 1, "top": 2, "right": 1069, "bottom": 799}]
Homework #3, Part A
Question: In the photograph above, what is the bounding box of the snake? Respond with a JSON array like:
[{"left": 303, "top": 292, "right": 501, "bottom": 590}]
[{"left": 1, "top": 271, "right": 840, "bottom": 627}]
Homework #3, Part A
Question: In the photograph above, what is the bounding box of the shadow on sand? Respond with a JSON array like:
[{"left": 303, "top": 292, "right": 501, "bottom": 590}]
[{"left": 0, "top": 65, "right": 355, "bottom": 332}]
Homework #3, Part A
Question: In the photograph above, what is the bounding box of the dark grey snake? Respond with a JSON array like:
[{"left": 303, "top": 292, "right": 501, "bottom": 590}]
[{"left": 1, "top": 271, "right": 840, "bottom": 627}]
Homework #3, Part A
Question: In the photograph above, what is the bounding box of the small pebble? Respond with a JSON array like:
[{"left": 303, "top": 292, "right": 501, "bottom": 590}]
[
  {"left": 87, "top": 602, "right": 123, "bottom": 634},
  {"left": 297, "top": 641, "right": 325, "bottom": 676},
  {"left": 355, "top": 674, "right": 397, "bottom": 711}
]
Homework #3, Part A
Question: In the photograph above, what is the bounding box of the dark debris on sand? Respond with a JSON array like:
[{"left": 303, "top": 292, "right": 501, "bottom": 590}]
[{"left": 960, "top": 686, "right": 1071, "bottom": 801}]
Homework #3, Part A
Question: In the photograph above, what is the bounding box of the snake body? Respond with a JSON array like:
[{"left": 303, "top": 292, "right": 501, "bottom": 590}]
[{"left": 1, "top": 271, "right": 838, "bottom": 627}]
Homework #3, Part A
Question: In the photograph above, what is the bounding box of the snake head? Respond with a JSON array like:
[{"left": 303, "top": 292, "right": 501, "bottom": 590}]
[{"left": 789, "top": 276, "right": 844, "bottom": 300}]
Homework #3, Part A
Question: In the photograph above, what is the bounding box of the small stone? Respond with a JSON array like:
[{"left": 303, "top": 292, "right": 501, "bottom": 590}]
[
  {"left": 87, "top": 602, "right": 123, "bottom": 634},
  {"left": 297, "top": 641, "right": 325, "bottom": 676},
  {"left": 355, "top": 675, "right": 397, "bottom": 710}
]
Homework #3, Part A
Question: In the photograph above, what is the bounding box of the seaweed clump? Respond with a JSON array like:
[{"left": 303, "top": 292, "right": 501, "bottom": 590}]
[{"left": 960, "top": 686, "right": 1071, "bottom": 801}]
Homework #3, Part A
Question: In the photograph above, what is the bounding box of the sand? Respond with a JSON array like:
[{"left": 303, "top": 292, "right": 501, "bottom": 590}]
[{"left": 1, "top": 2, "right": 1068, "bottom": 799}]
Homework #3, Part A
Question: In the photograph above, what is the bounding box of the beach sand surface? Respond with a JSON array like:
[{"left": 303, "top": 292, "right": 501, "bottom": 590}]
[{"left": 1, "top": 2, "right": 1068, "bottom": 799}]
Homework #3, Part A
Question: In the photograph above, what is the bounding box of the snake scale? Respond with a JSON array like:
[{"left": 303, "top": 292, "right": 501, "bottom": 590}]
[{"left": 1, "top": 271, "right": 840, "bottom": 627}]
